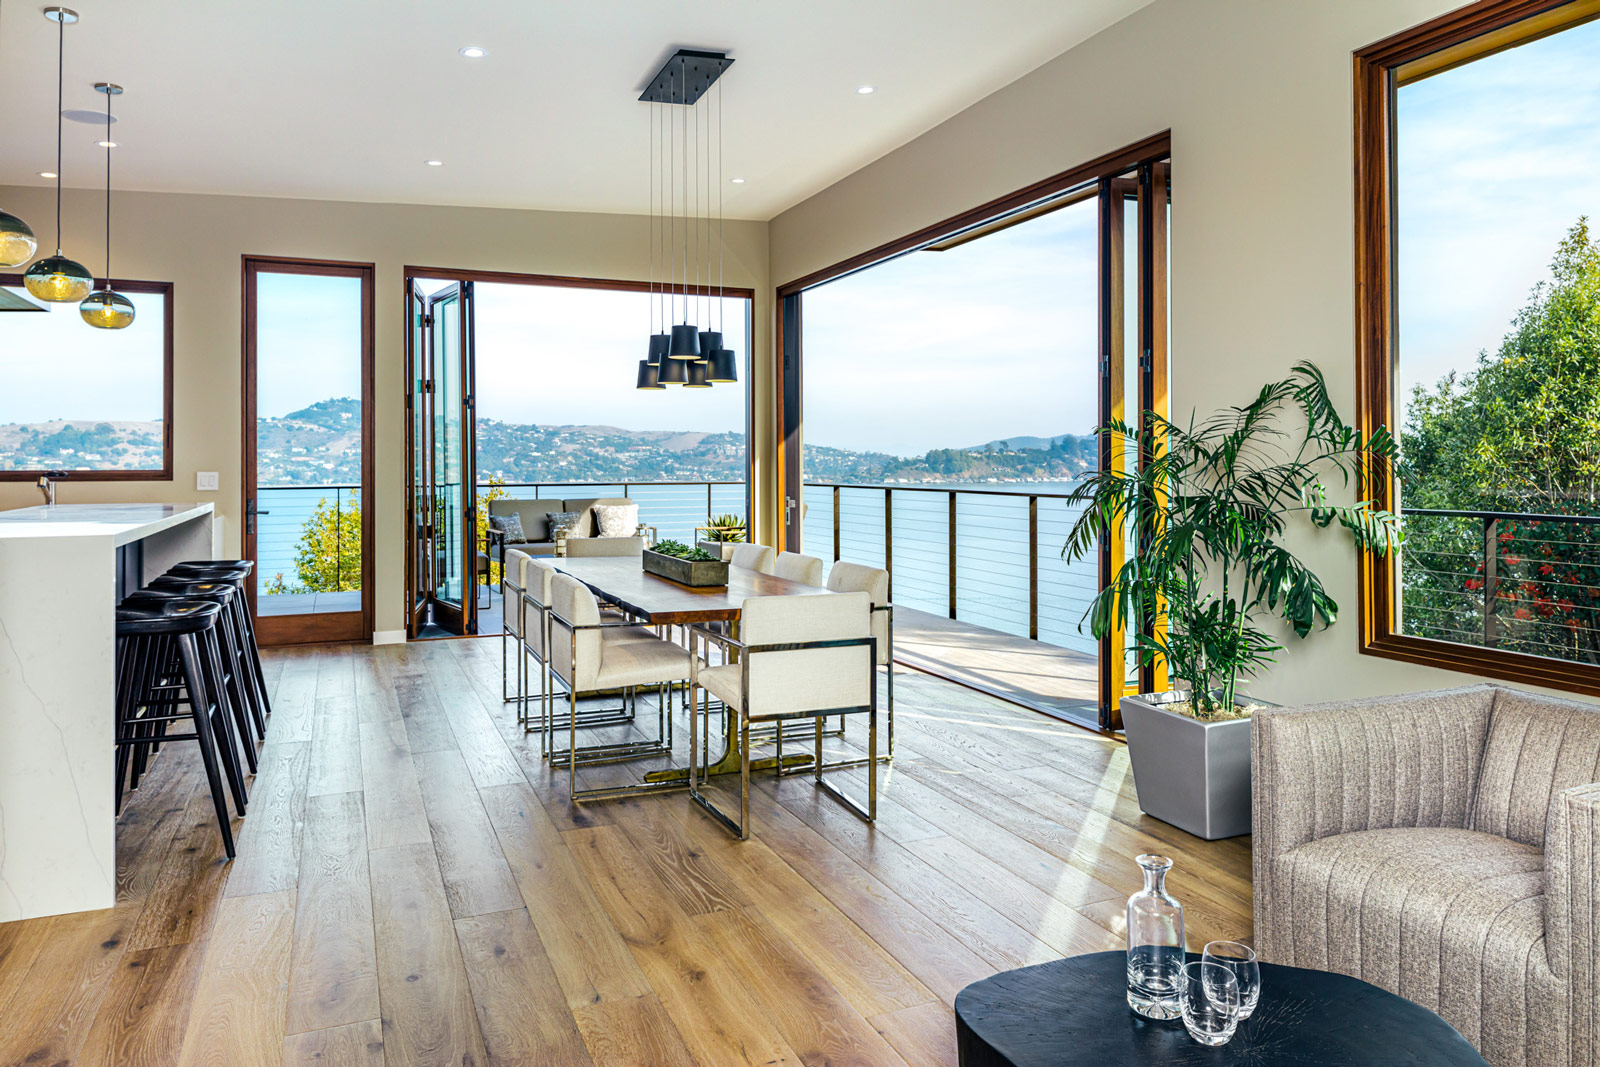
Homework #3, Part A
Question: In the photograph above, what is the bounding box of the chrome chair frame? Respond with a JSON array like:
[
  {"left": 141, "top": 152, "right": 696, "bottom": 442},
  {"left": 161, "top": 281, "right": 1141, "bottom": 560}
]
[
  {"left": 688, "top": 625, "right": 878, "bottom": 840},
  {"left": 515, "top": 584, "right": 637, "bottom": 754},
  {"left": 544, "top": 604, "right": 682, "bottom": 802}
]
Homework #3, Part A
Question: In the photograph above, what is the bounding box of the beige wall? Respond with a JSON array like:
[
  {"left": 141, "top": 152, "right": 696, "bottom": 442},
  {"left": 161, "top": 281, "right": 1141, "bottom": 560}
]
[
  {"left": 0, "top": 185, "right": 774, "bottom": 637},
  {"left": 767, "top": 0, "right": 1531, "bottom": 705}
]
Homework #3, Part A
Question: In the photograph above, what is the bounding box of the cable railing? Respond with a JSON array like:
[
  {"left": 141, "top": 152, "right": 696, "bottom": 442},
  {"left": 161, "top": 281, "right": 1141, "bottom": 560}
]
[
  {"left": 803, "top": 481, "right": 1097, "bottom": 655},
  {"left": 256, "top": 483, "right": 361, "bottom": 598},
  {"left": 1400, "top": 506, "right": 1600, "bottom": 665}
]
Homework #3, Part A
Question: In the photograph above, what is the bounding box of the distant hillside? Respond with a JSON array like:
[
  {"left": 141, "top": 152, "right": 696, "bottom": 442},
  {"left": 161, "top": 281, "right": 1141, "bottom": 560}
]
[
  {"left": 0, "top": 419, "right": 163, "bottom": 471},
  {"left": 0, "top": 399, "right": 1095, "bottom": 487}
]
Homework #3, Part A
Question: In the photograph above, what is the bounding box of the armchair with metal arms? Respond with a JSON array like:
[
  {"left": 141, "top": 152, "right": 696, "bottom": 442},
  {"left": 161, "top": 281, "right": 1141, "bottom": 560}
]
[{"left": 687, "top": 591, "right": 878, "bottom": 840}]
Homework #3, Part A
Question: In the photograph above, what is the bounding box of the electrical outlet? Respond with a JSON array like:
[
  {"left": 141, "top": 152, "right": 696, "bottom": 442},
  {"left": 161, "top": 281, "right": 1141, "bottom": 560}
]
[{"left": 196, "top": 471, "right": 219, "bottom": 492}]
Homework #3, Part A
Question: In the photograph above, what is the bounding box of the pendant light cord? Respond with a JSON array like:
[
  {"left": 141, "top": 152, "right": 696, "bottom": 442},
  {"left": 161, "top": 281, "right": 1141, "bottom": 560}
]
[
  {"left": 104, "top": 89, "right": 111, "bottom": 285},
  {"left": 54, "top": 11, "right": 64, "bottom": 253}
]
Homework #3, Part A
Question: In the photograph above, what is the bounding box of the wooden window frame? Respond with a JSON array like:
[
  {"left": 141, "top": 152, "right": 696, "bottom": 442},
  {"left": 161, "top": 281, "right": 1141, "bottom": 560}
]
[
  {"left": 1354, "top": 0, "right": 1600, "bottom": 695},
  {"left": 0, "top": 275, "right": 174, "bottom": 482}
]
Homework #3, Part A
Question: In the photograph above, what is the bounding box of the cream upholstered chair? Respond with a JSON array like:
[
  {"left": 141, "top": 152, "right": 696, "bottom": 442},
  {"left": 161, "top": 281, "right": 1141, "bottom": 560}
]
[
  {"left": 825, "top": 560, "right": 894, "bottom": 763},
  {"left": 547, "top": 573, "right": 690, "bottom": 802},
  {"left": 729, "top": 543, "right": 776, "bottom": 574},
  {"left": 565, "top": 536, "right": 645, "bottom": 558},
  {"left": 1253, "top": 684, "right": 1600, "bottom": 1067},
  {"left": 689, "top": 591, "right": 877, "bottom": 839},
  {"left": 500, "top": 549, "right": 533, "bottom": 707},
  {"left": 521, "top": 561, "right": 633, "bottom": 751},
  {"left": 774, "top": 550, "right": 824, "bottom": 586}
]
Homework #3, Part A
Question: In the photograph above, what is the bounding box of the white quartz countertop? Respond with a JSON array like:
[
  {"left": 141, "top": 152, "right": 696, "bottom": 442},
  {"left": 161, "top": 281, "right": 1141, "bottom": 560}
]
[{"left": 0, "top": 502, "right": 214, "bottom": 546}]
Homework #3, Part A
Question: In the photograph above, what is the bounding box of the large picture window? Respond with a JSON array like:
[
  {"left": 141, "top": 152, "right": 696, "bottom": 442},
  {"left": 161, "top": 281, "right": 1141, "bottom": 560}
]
[
  {"left": 0, "top": 277, "right": 172, "bottom": 480},
  {"left": 1356, "top": 0, "right": 1600, "bottom": 692}
]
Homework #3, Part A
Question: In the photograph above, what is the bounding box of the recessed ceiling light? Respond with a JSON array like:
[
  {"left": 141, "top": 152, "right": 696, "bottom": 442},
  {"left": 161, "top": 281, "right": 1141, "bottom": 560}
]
[
  {"left": 425, "top": 159, "right": 444, "bottom": 166},
  {"left": 39, "top": 171, "right": 57, "bottom": 179},
  {"left": 730, "top": 177, "right": 746, "bottom": 184},
  {"left": 96, "top": 140, "right": 118, "bottom": 148},
  {"left": 856, "top": 85, "right": 876, "bottom": 94},
  {"left": 459, "top": 46, "right": 487, "bottom": 58}
]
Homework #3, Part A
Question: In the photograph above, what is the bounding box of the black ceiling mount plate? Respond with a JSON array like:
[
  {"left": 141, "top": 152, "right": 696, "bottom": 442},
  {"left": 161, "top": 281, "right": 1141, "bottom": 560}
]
[{"left": 639, "top": 49, "right": 734, "bottom": 106}]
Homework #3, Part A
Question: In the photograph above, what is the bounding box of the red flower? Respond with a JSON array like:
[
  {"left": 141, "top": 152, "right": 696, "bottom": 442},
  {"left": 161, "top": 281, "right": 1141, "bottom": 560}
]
[
  {"left": 1504, "top": 555, "right": 1522, "bottom": 566},
  {"left": 1514, "top": 608, "right": 1533, "bottom": 621},
  {"left": 1464, "top": 578, "right": 1484, "bottom": 592},
  {"left": 1539, "top": 563, "right": 1555, "bottom": 576}
]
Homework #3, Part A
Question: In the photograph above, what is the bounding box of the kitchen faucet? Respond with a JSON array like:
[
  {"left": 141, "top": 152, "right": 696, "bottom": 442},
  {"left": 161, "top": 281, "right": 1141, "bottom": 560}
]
[{"left": 37, "top": 470, "right": 67, "bottom": 506}]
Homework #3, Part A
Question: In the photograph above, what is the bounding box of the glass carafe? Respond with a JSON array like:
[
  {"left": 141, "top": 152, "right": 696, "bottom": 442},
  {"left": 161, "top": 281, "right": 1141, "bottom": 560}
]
[{"left": 1126, "top": 854, "right": 1185, "bottom": 1019}]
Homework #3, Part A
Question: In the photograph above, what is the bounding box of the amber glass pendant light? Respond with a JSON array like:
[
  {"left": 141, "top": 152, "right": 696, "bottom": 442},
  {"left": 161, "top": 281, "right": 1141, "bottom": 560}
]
[
  {"left": 24, "top": 8, "right": 93, "bottom": 303},
  {"left": 81, "top": 82, "right": 133, "bottom": 329}
]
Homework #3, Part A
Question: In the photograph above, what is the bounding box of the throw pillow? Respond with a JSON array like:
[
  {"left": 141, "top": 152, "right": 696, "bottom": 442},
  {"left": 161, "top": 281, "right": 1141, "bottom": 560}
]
[
  {"left": 593, "top": 503, "right": 639, "bottom": 538},
  {"left": 549, "top": 511, "right": 584, "bottom": 539},
  {"left": 488, "top": 513, "right": 526, "bottom": 543}
]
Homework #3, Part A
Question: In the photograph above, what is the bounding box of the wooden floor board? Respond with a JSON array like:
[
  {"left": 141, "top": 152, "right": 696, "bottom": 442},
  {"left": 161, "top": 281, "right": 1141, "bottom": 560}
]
[{"left": 0, "top": 640, "right": 1254, "bottom": 1064}]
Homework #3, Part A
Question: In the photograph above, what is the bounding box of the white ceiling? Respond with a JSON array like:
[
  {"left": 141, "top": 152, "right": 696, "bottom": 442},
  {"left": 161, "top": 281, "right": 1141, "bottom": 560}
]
[{"left": 0, "top": 0, "right": 1154, "bottom": 220}]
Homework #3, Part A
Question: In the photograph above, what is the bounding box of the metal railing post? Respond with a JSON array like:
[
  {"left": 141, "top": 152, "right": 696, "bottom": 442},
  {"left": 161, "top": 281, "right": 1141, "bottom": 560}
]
[
  {"left": 707, "top": 482, "right": 713, "bottom": 521},
  {"left": 833, "top": 486, "right": 841, "bottom": 561},
  {"left": 1029, "top": 495, "right": 1039, "bottom": 640},
  {"left": 335, "top": 487, "right": 343, "bottom": 588},
  {"left": 884, "top": 489, "right": 893, "bottom": 600},
  {"left": 1484, "top": 515, "right": 1499, "bottom": 648},
  {"left": 948, "top": 491, "right": 957, "bottom": 620}
]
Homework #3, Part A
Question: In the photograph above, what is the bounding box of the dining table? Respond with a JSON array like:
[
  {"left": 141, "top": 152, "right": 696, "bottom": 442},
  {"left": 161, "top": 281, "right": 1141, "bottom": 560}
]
[{"left": 548, "top": 556, "right": 837, "bottom": 791}]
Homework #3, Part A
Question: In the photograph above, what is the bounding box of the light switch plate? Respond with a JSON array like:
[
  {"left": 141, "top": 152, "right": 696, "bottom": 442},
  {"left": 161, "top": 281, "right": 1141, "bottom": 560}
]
[{"left": 196, "top": 471, "right": 219, "bottom": 492}]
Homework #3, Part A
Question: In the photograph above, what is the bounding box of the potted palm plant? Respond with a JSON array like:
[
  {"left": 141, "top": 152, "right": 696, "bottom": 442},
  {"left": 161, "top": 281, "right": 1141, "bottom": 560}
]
[{"left": 1062, "top": 362, "right": 1401, "bottom": 839}]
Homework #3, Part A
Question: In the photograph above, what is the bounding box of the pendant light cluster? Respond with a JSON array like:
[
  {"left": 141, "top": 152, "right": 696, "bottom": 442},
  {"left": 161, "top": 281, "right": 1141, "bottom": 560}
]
[
  {"left": 5, "top": 7, "right": 134, "bottom": 327},
  {"left": 637, "top": 49, "right": 738, "bottom": 391}
]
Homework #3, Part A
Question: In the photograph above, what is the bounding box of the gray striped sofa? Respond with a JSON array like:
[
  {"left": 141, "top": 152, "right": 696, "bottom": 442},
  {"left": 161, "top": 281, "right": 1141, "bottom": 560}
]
[{"left": 1253, "top": 685, "right": 1600, "bottom": 1067}]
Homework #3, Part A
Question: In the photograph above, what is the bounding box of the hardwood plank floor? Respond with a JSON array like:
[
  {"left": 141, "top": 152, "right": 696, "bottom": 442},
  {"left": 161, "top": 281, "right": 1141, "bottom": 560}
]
[{"left": 0, "top": 640, "right": 1253, "bottom": 1065}]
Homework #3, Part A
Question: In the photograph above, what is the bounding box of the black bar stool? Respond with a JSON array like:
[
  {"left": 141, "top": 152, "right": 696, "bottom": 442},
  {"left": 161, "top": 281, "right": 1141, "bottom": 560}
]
[
  {"left": 126, "top": 582, "right": 261, "bottom": 774},
  {"left": 167, "top": 560, "right": 272, "bottom": 722},
  {"left": 145, "top": 576, "right": 267, "bottom": 747},
  {"left": 115, "top": 598, "right": 246, "bottom": 857}
]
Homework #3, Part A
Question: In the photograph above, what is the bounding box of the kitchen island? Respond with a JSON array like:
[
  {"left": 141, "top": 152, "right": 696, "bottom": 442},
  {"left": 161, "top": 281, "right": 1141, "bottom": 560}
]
[{"left": 0, "top": 502, "right": 218, "bottom": 921}]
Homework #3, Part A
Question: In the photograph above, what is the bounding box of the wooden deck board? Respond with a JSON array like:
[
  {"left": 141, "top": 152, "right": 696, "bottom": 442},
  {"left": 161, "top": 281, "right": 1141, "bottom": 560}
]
[{"left": 0, "top": 640, "right": 1253, "bottom": 1063}]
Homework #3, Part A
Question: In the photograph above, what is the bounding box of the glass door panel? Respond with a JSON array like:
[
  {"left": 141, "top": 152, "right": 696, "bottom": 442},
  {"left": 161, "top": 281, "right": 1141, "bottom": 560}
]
[
  {"left": 408, "top": 283, "right": 431, "bottom": 635},
  {"left": 424, "top": 282, "right": 476, "bottom": 635}
]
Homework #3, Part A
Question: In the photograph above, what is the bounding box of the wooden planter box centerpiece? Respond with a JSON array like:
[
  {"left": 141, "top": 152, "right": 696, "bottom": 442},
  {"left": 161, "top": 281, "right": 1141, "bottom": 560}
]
[{"left": 643, "top": 545, "right": 729, "bottom": 587}]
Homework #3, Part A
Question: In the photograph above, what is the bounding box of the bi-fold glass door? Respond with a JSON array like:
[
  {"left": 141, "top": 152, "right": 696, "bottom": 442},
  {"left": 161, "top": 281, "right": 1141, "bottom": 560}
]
[
  {"left": 405, "top": 280, "right": 477, "bottom": 636},
  {"left": 779, "top": 144, "right": 1170, "bottom": 731}
]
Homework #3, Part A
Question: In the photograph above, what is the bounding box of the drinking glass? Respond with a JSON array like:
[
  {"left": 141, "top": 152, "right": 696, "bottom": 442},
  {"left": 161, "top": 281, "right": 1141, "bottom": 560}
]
[
  {"left": 1202, "top": 940, "right": 1260, "bottom": 1020},
  {"left": 1180, "top": 961, "right": 1240, "bottom": 1047}
]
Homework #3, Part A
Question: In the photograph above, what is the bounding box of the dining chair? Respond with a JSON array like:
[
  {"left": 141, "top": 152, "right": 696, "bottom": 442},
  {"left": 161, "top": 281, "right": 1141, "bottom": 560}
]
[
  {"left": 729, "top": 543, "right": 776, "bottom": 574},
  {"left": 520, "top": 559, "right": 636, "bottom": 753},
  {"left": 547, "top": 573, "right": 692, "bottom": 802},
  {"left": 501, "top": 548, "right": 533, "bottom": 706},
  {"left": 773, "top": 550, "right": 824, "bottom": 586},
  {"left": 688, "top": 590, "right": 877, "bottom": 839},
  {"left": 825, "top": 560, "right": 895, "bottom": 765}
]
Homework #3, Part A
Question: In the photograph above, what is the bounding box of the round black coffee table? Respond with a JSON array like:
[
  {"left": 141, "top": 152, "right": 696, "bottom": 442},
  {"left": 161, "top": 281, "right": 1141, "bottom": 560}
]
[{"left": 954, "top": 951, "right": 1488, "bottom": 1066}]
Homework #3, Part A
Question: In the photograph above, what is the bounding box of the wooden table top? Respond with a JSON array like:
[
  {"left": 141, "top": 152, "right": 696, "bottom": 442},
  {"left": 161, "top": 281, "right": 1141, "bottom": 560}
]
[{"left": 550, "top": 556, "right": 833, "bottom": 624}]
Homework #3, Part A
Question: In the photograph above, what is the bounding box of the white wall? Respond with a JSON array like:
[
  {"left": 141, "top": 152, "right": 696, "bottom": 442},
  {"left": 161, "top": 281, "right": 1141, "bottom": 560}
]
[{"left": 769, "top": 0, "right": 1532, "bottom": 704}]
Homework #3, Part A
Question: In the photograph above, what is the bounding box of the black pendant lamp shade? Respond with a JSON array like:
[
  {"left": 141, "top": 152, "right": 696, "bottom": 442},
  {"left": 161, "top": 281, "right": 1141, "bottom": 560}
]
[
  {"left": 648, "top": 332, "right": 668, "bottom": 366},
  {"left": 656, "top": 356, "right": 689, "bottom": 385},
  {"left": 636, "top": 359, "right": 665, "bottom": 389},
  {"left": 696, "top": 331, "right": 721, "bottom": 366},
  {"left": 684, "top": 360, "right": 711, "bottom": 388},
  {"left": 26, "top": 8, "right": 91, "bottom": 304},
  {"left": 81, "top": 82, "right": 133, "bottom": 329},
  {"left": 668, "top": 323, "right": 701, "bottom": 360},
  {"left": 708, "top": 348, "right": 738, "bottom": 383},
  {"left": 0, "top": 211, "right": 37, "bottom": 269}
]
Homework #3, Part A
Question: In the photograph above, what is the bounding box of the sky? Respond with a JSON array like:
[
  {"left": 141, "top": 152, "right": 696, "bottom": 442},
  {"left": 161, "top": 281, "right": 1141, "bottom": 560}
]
[
  {"left": 256, "top": 272, "right": 363, "bottom": 418},
  {"left": 0, "top": 287, "right": 166, "bottom": 424},
  {"left": 1395, "top": 17, "right": 1600, "bottom": 418},
  {"left": 801, "top": 197, "right": 1101, "bottom": 456}
]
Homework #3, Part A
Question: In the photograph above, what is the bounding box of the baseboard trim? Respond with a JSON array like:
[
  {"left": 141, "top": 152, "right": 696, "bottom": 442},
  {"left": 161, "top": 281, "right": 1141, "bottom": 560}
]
[{"left": 372, "top": 629, "right": 407, "bottom": 646}]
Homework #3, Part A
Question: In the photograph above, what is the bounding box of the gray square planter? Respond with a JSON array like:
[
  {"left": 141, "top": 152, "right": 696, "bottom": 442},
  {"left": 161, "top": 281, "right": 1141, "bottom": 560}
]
[
  {"left": 642, "top": 548, "right": 729, "bottom": 587},
  {"left": 1118, "top": 691, "right": 1261, "bottom": 840}
]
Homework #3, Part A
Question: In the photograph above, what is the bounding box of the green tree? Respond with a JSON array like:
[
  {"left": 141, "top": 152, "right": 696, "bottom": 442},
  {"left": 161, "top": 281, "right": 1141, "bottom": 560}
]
[
  {"left": 274, "top": 494, "right": 362, "bottom": 594},
  {"left": 1402, "top": 218, "right": 1600, "bottom": 661}
]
